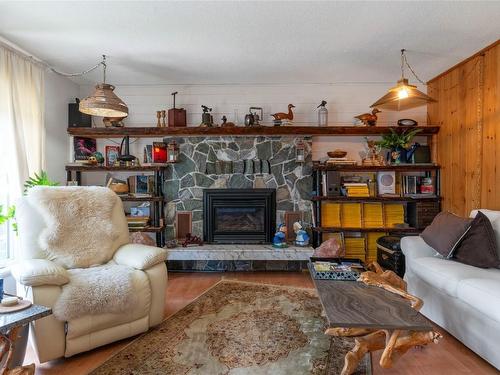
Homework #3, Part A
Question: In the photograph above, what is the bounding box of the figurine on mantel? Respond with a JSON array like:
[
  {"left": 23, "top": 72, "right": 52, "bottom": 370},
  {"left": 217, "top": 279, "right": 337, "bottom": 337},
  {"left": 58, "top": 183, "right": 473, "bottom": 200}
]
[
  {"left": 272, "top": 224, "right": 288, "bottom": 248},
  {"left": 200, "top": 105, "right": 214, "bottom": 127},
  {"left": 293, "top": 222, "right": 310, "bottom": 247},
  {"left": 220, "top": 116, "right": 235, "bottom": 128},
  {"left": 271, "top": 104, "right": 295, "bottom": 126},
  {"left": 354, "top": 108, "right": 381, "bottom": 126}
]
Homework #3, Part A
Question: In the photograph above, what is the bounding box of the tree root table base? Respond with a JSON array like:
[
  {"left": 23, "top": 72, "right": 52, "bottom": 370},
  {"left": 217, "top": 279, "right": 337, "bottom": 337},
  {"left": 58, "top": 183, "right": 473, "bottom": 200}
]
[
  {"left": 0, "top": 326, "right": 35, "bottom": 375},
  {"left": 324, "top": 263, "right": 442, "bottom": 375}
]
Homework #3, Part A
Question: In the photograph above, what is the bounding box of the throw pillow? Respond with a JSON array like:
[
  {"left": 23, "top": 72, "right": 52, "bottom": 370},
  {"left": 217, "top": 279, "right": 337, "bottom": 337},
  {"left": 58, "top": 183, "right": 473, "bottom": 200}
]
[
  {"left": 452, "top": 212, "right": 500, "bottom": 268},
  {"left": 420, "top": 211, "right": 472, "bottom": 258}
]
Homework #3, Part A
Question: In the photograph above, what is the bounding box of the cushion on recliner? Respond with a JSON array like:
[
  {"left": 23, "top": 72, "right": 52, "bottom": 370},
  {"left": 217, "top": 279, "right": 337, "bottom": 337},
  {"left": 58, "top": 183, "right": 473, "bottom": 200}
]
[
  {"left": 411, "top": 257, "right": 499, "bottom": 297},
  {"left": 470, "top": 209, "right": 500, "bottom": 258},
  {"left": 457, "top": 277, "right": 500, "bottom": 323}
]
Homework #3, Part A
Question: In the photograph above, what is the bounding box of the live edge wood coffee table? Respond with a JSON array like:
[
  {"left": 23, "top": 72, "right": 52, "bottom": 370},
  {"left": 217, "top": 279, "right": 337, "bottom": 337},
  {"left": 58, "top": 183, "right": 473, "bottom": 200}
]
[{"left": 310, "top": 263, "right": 441, "bottom": 375}]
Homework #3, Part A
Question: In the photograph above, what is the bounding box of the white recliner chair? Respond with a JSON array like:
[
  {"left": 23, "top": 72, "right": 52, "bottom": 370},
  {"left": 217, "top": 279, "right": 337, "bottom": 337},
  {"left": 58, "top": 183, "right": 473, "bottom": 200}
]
[{"left": 10, "top": 186, "right": 168, "bottom": 363}]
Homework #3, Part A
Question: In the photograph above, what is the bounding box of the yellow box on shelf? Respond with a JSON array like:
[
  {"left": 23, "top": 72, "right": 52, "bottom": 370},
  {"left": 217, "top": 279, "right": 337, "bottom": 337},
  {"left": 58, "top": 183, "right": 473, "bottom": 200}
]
[
  {"left": 321, "top": 202, "right": 341, "bottom": 227},
  {"left": 366, "top": 232, "right": 386, "bottom": 262},
  {"left": 341, "top": 203, "right": 362, "bottom": 228},
  {"left": 363, "top": 203, "right": 384, "bottom": 228},
  {"left": 384, "top": 203, "right": 405, "bottom": 227},
  {"left": 345, "top": 237, "right": 366, "bottom": 260}
]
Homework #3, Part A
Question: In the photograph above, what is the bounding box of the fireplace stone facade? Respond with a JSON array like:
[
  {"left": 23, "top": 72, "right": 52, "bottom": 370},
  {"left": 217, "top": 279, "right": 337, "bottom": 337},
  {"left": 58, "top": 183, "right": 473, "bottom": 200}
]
[{"left": 163, "top": 136, "right": 313, "bottom": 241}]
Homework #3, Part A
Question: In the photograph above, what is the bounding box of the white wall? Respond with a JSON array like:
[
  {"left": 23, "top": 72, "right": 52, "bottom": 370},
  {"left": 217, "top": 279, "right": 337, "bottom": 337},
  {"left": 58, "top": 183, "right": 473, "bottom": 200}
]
[
  {"left": 79, "top": 83, "right": 427, "bottom": 165},
  {"left": 45, "top": 71, "right": 79, "bottom": 184}
]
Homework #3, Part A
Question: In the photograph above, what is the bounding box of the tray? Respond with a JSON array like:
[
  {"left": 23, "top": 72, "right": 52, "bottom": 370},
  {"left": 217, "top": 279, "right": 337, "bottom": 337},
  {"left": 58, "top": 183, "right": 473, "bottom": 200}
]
[{"left": 309, "top": 257, "right": 366, "bottom": 281}]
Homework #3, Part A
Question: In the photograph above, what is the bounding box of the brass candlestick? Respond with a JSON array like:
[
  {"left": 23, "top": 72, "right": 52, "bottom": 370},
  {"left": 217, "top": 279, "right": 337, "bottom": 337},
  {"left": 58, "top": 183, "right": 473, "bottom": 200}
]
[
  {"left": 156, "top": 111, "right": 162, "bottom": 127},
  {"left": 161, "top": 110, "right": 166, "bottom": 127}
]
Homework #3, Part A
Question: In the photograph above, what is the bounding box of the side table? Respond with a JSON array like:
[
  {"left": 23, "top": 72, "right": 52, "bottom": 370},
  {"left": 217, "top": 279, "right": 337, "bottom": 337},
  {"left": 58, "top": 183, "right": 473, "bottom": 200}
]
[{"left": 0, "top": 304, "right": 51, "bottom": 375}]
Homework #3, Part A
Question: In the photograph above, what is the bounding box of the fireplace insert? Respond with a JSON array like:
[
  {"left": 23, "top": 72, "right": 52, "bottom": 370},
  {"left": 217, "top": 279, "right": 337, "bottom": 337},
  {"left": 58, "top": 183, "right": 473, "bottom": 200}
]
[{"left": 203, "top": 189, "right": 276, "bottom": 244}]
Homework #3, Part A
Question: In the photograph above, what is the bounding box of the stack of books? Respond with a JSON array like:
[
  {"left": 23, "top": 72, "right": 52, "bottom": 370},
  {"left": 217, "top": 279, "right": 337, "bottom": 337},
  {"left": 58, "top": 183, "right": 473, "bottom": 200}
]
[
  {"left": 345, "top": 237, "right": 366, "bottom": 260},
  {"left": 322, "top": 203, "right": 341, "bottom": 227},
  {"left": 367, "top": 232, "right": 385, "bottom": 262},
  {"left": 341, "top": 203, "right": 362, "bottom": 228},
  {"left": 344, "top": 183, "right": 370, "bottom": 197},
  {"left": 363, "top": 203, "right": 384, "bottom": 228},
  {"left": 326, "top": 158, "right": 357, "bottom": 166},
  {"left": 384, "top": 204, "right": 405, "bottom": 227},
  {"left": 126, "top": 216, "right": 150, "bottom": 230}
]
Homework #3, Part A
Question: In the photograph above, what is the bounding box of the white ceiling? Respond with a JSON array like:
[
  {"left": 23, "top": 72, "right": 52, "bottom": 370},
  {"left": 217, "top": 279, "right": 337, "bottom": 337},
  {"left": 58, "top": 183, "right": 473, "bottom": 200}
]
[{"left": 0, "top": 1, "right": 499, "bottom": 85}]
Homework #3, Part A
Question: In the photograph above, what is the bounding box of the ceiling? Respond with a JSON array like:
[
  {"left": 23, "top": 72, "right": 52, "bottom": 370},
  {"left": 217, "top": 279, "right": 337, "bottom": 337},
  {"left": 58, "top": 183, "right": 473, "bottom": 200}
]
[{"left": 0, "top": 1, "right": 499, "bottom": 85}]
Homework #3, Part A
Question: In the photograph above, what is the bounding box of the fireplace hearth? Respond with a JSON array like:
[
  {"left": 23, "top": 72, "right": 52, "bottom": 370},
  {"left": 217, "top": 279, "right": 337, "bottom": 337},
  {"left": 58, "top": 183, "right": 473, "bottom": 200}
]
[{"left": 203, "top": 189, "right": 276, "bottom": 244}]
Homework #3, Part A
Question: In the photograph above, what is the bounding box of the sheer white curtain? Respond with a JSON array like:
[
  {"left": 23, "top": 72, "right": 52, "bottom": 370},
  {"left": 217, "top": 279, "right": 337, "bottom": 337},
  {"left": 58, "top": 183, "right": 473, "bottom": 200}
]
[
  {"left": 0, "top": 45, "right": 45, "bottom": 198},
  {"left": 0, "top": 45, "right": 45, "bottom": 259}
]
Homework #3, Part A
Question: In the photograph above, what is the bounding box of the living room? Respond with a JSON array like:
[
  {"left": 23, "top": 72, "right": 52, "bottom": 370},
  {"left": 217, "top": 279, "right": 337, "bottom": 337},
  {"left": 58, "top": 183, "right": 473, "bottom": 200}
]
[{"left": 0, "top": 1, "right": 499, "bottom": 374}]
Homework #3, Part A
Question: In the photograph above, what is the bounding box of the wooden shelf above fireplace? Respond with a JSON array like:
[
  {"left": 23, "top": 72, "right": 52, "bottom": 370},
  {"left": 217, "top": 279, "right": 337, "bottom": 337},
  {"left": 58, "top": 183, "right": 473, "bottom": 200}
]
[{"left": 67, "top": 125, "right": 440, "bottom": 138}]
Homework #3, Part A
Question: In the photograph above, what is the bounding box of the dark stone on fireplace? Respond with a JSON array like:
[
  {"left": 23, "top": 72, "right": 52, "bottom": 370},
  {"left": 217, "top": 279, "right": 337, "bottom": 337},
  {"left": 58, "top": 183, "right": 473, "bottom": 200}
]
[
  {"left": 228, "top": 142, "right": 239, "bottom": 151},
  {"left": 285, "top": 173, "right": 297, "bottom": 189},
  {"left": 194, "top": 173, "right": 214, "bottom": 188},
  {"left": 181, "top": 174, "right": 194, "bottom": 189},
  {"left": 207, "top": 148, "right": 217, "bottom": 163},
  {"left": 174, "top": 153, "right": 196, "bottom": 178},
  {"left": 192, "top": 210, "right": 203, "bottom": 221},
  {"left": 179, "top": 188, "right": 193, "bottom": 200},
  {"left": 296, "top": 176, "right": 313, "bottom": 200},
  {"left": 283, "top": 160, "right": 297, "bottom": 174},
  {"left": 266, "top": 260, "right": 288, "bottom": 271},
  {"left": 233, "top": 160, "right": 244, "bottom": 174},
  {"left": 276, "top": 185, "right": 291, "bottom": 201},
  {"left": 180, "top": 143, "right": 194, "bottom": 158},
  {"left": 193, "top": 151, "right": 207, "bottom": 173},
  {"left": 206, "top": 162, "right": 216, "bottom": 175},
  {"left": 184, "top": 199, "right": 203, "bottom": 211},
  {"left": 271, "top": 164, "right": 284, "bottom": 185},
  {"left": 164, "top": 180, "right": 180, "bottom": 201},
  {"left": 234, "top": 260, "right": 252, "bottom": 271},
  {"left": 252, "top": 260, "right": 267, "bottom": 271},
  {"left": 176, "top": 201, "right": 185, "bottom": 211},
  {"left": 256, "top": 141, "right": 272, "bottom": 160},
  {"left": 277, "top": 201, "right": 294, "bottom": 211},
  {"left": 165, "top": 225, "right": 175, "bottom": 239},
  {"left": 195, "top": 143, "right": 209, "bottom": 154},
  {"left": 228, "top": 174, "right": 253, "bottom": 189}
]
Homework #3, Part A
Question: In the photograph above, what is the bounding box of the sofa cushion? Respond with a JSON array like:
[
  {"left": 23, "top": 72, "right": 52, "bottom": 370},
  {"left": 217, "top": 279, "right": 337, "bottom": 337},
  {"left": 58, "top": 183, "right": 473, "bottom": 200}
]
[
  {"left": 470, "top": 209, "right": 500, "bottom": 258},
  {"left": 452, "top": 212, "right": 500, "bottom": 268},
  {"left": 457, "top": 277, "right": 500, "bottom": 323},
  {"left": 65, "top": 268, "right": 151, "bottom": 339},
  {"left": 411, "top": 257, "right": 497, "bottom": 297},
  {"left": 420, "top": 211, "right": 471, "bottom": 258}
]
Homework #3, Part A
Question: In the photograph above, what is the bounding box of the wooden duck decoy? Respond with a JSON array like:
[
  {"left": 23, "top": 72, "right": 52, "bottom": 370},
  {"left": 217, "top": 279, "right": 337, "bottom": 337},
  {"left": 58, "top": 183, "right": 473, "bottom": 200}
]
[
  {"left": 354, "top": 108, "right": 381, "bottom": 126},
  {"left": 271, "top": 104, "right": 295, "bottom": 121}
]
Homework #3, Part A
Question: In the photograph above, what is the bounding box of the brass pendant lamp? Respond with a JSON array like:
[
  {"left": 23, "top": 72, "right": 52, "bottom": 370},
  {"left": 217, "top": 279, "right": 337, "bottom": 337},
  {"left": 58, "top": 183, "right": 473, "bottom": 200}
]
[
  {"left": 79, "top": 55, "right": 128, "bottom": 117},
  {"left": 371, "top": 49, "right": 436, "bottom": 111}
]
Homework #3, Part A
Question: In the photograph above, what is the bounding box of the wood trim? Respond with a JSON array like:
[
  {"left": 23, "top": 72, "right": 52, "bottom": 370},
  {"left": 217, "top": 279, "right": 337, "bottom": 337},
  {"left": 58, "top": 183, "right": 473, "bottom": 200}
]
[{"left": 427, "top": 39, "right": 500, "bottom": 83}]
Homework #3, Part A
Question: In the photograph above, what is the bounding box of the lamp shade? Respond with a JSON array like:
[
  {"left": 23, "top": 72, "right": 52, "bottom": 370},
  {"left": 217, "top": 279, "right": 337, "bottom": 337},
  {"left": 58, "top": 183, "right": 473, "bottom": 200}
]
[
  {"left": 371, "top": 79, "right": 436, "bottom": 111},
  {"left": 79, "top": 83, "right": 128, "bottom": 117}
]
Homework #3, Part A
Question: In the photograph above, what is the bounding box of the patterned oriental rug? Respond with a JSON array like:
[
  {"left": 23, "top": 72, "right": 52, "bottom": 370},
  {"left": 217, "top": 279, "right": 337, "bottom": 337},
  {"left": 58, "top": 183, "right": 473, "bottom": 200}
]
[{"left": 91, "top": 280, "right": 370, "bottom": 375}]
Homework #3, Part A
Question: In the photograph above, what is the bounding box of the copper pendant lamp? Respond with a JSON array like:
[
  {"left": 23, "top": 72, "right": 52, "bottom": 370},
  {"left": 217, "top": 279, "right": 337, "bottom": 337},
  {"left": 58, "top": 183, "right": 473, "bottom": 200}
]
[
  {"left": 371, "top": 49, "right": 436, "bottom": 111},
  {"left": 79, "top": 56, "right": 128, "bottom": 117}
]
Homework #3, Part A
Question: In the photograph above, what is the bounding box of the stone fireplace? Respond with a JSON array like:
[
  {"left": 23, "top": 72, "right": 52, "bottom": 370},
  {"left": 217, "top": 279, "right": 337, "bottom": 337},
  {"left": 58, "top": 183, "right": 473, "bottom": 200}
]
[{"left": 203, "top": 189, "right": 276, "bottom": 244}]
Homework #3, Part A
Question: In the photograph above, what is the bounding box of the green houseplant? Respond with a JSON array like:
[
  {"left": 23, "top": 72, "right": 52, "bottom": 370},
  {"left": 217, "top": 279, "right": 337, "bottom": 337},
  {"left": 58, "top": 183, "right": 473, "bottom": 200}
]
[
  {"left": 376, "top": 128, "right": 422, "bottom": 163},
  {"left": 1, "top": 171, "right": 59, "bottom": 233}
]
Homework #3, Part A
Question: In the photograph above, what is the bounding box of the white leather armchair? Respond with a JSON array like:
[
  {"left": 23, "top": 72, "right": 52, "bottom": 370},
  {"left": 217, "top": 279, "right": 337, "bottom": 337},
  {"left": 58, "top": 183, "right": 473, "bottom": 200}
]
[{"left": 11, "top": 187, "right": 168, "bottom": 362}]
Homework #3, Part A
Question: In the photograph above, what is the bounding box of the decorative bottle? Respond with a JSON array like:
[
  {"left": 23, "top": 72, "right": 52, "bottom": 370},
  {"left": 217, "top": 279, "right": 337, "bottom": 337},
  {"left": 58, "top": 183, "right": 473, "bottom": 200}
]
[{"left": 317, "top": 100, "right": 328, "bottom": 126}]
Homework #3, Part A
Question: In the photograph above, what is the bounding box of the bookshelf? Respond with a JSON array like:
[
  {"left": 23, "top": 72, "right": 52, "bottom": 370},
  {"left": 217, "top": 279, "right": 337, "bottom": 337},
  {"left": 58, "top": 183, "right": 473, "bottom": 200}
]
[
  {"left": 311, "top": 162, "right": 441, "bottom": 262},
  {"left": 65, "top": 164, "right": 167, "bottom": 247}
]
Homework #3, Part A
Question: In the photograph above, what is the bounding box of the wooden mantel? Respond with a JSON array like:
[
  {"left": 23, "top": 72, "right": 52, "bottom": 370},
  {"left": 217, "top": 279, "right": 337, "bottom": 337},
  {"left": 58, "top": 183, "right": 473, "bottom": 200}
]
[{"left": 67, "top": 125, "right": 439, "bottom": 138}]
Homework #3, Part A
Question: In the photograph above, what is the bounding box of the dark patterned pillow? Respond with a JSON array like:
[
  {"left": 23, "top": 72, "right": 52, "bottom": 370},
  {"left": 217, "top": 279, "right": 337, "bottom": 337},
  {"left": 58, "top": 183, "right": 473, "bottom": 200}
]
[
  {"left": 452, "top": 212, "right": 500, "bottom": 268},
  {"left": 420, "top": 211, "right": 472, "bottom": 258}
]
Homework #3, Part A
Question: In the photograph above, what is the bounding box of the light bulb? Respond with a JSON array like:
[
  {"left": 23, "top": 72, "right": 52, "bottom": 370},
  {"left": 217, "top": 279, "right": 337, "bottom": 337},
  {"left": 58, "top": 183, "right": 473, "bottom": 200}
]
[{"left": 398, "top": 88, "right": 409, "bottom": 99}]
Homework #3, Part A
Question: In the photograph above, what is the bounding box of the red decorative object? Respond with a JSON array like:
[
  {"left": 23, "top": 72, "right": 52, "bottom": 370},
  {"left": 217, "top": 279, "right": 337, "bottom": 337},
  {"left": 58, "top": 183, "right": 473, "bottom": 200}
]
[
  {"left": 152, "top": 142, "right": 167, "bottom": 163},
  {"left": 313, "top": 237, "right": 345, "bottom": 258},
  {"left": 181, "top": 233, "right": 204, "bottom": 247}
]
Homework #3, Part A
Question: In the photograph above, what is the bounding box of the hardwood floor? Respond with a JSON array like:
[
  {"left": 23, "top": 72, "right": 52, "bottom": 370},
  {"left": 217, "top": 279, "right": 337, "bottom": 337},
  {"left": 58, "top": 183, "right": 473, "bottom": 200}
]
[{"left": 26, "top": 272, "right": 498, "bottom": 375}]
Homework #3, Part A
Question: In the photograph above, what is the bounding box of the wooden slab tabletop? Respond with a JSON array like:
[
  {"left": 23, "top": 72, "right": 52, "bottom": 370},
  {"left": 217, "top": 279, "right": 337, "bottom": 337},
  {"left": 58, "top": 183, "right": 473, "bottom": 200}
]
[{"left": 312, "top": 278, "right": 432, "bottom": 331}]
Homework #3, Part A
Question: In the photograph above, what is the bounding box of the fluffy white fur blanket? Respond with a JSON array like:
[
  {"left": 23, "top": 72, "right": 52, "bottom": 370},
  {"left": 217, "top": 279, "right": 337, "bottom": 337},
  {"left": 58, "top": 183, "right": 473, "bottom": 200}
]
[
  {"left": 53, "top": 264, "right": 137, "bottom": 321},
  {"left": 28, "top": 186, "right": 120, "bottom": 268}
]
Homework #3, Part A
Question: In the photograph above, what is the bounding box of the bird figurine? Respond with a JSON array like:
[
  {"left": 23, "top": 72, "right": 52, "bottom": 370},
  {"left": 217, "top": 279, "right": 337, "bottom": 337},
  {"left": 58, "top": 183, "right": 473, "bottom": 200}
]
[
  {"left": 354, "top": 108, "right": 381, "bottom": 126},
  {"left": 271, "top": 104, "right": 295, "bottom": 123}
]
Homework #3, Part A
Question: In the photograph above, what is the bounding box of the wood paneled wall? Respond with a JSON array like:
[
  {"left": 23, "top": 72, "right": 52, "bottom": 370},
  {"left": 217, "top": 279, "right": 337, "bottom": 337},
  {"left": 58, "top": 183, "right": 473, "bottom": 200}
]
[{"left": 428, "top": 41, "right": 499, "bottom": 216}]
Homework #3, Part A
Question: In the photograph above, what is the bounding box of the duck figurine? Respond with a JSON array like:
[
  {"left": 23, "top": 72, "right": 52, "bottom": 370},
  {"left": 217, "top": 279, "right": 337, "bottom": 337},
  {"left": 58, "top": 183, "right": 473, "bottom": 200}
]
[
  {"left": 272, "top": 224, "right": 288, "bottom": 248},
  {"left": 354, "top": 108, "right": 381, "bottom": 126},
  {"left": 271, "top": 104, "right": 295, "bottom": 122}
]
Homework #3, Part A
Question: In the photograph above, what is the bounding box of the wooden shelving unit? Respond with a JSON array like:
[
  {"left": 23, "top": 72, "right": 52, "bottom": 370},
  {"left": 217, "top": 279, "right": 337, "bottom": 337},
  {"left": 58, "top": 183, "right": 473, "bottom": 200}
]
[
  {"left": 312, "top": 226, "right": 421, "bottom": 233},
  {"left": 312, "top": 163, "right": 440, "bottom": 172},
  {"left": 312, "top": 195, "right": 441, "bottom": 202},
  {"left": 66, "top": 164, "right": 167, "bottom": 247},
  {"left": 67, "top": 125, "right": 440, "bottom": 138}
]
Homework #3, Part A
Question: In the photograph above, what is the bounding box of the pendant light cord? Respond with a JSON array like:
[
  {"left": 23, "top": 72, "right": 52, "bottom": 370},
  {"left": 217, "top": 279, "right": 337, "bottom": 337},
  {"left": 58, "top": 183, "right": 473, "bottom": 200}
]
[
  {"left": 401, "top": 49, "right": 426, "bottom": 85},
  {"left": 50, "top": 55, "right": 107, "bottom": 79}
]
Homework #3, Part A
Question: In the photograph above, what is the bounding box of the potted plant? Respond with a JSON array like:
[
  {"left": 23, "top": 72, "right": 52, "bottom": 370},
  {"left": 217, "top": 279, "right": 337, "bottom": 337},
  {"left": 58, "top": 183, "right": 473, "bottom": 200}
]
[{"left": 376, "top": 128, "right": 422, "bottom": 164}]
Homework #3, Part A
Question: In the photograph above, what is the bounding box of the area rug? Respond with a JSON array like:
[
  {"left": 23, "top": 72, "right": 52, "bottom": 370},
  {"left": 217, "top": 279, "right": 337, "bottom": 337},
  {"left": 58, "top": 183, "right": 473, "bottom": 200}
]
[{"left": 91, "top": 280, "right": 370, "bottom": 375}]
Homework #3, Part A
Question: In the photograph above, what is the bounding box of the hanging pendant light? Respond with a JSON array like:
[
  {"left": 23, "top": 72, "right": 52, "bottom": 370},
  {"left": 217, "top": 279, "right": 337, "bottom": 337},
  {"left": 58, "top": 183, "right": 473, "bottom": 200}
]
[
  {"left": 79, "top": 55, "right": 129, "bottom": 117},
  {"left": 371, "top": 49, "right": 436, "bottom": 111}
]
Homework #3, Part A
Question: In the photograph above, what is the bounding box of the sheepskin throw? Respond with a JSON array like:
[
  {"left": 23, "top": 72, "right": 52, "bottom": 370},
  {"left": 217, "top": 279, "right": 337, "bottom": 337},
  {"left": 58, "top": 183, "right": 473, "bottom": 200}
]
[
  {"left": 27, "top": 186, "right": 121, "bottom": 268},
  {"left": 53, "top": 264, "right": 137, "bottom": 321}
]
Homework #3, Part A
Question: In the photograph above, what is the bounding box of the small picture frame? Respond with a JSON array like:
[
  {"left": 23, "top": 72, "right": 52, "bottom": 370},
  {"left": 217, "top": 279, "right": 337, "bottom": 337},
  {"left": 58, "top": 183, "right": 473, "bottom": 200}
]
[{"left": 105, "top": 145, "right": 120, "bottom": 167}]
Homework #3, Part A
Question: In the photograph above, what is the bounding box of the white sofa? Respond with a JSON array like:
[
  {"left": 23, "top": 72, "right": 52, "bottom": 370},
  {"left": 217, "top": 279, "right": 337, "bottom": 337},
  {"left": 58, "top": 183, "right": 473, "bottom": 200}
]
[
  {"left": 11, "top": 187, "right": 168, "bottom": 363},
  {"left": 402, "top": 209, "right": 500, "bottom": 370}
]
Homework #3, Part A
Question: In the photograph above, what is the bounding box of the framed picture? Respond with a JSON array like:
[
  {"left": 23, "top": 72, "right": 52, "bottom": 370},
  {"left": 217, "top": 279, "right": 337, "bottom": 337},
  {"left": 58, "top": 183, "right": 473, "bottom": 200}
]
[
  {"left": 74, "top": 137, "right": 96, "bottom": 161},
  {"left": 105, "top": 145, "right": 120, "bottom": 167}
]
